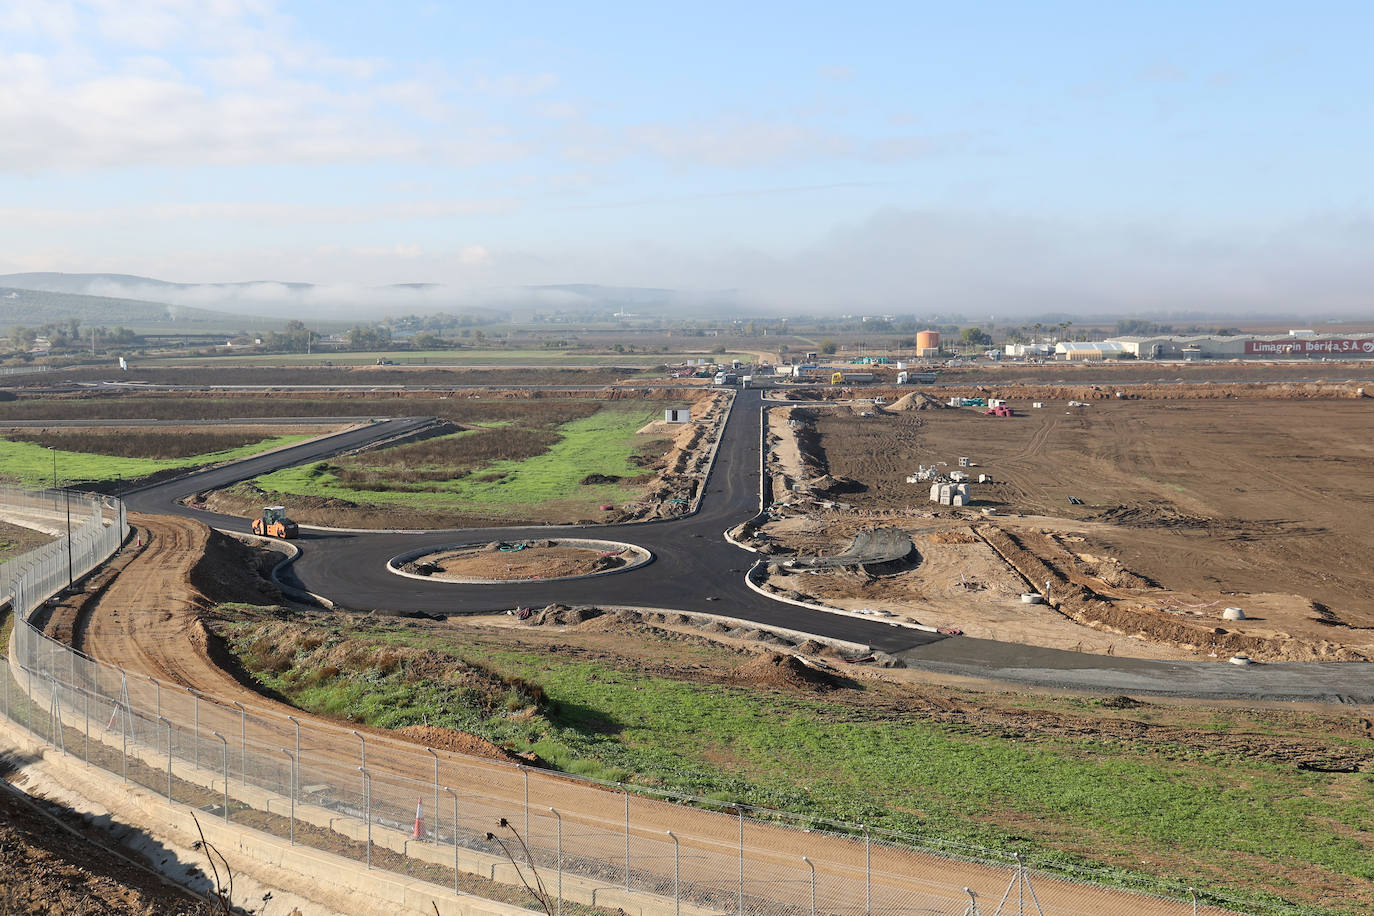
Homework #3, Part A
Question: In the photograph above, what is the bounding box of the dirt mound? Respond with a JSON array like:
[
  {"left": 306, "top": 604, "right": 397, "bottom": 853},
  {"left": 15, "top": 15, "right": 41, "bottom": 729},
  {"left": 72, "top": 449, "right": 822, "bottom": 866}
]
[
  {"left": 810, "top": 474, "right": 865, "bottom": 494},
  {"left": 189, "top": 527, "right": 283, "bottom": 606},
  {"left": 397, "top": 724, "right": 537, "bottom": 764},
  {"left": 929, "top": 531, "right": 978, "bottom": 544},
  {"left": 1098, "top": 695, "right": 1146, "bottom": 709},
  {"left": 524, "top": 604, "right": 607, "bottom": 626},
  {"left": 729, "top": 651, "right": 847, "bottom": 691},
  {"left": 580, "top": 473, "right": 622, "bottom": 485},
  {"left": 885, "top": 391, "right": 948, "bottom": 411},
  {"left": 1093, "top": 504, "right": 1214, "bottom": 530}
]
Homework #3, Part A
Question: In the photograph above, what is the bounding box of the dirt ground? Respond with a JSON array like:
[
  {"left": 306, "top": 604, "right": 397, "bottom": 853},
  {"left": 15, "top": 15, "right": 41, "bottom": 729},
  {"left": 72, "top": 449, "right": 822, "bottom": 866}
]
[
  {"left": 758, "top": 392, "right": 1374, "bottom": 661},
  {"left": 0, "top": 777, "right": 215, "bottom": 915},
  {"left": 408, "top": 542, "right": 639, "bottom": 580}
]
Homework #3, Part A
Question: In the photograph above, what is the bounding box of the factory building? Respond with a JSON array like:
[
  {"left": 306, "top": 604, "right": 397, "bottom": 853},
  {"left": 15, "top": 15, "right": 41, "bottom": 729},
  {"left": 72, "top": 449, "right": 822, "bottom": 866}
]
[
  {"left": 1105, "top": 333, "right": 1374, "bottom": 359},
  {"left": 1055, "top": 341, "right": 1132, "bottom": 360}
]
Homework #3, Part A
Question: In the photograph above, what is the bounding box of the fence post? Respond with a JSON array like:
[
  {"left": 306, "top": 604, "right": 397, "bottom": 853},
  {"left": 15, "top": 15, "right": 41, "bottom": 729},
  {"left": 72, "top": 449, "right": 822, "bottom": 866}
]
[
  {"left": 667, "top": 830, "right": 679, "bottom": 916},
  {"left": 288, "top": 715, "right": 301, "bottom": 794},
  {"left": 351, "top": 730, "right": 366, "bottom": 808},
  {"left": 738, "top": 805, "right": 745, "bottom": 916},
  {"left": 159, "top": 716, "right": 172, "bottom": 802},
  {"left": 282, "top": 749, "right": 296, "bottom": 845},
  {"left": 519, "top": 763, "right": 530, "bottom": 862},
  {"left": 624, "top": 786, "right": 631, "bottom": 893},
  {"left": 863, "top": 823, "right": 871, "bottom": 916},
  {"left": 359, "top": 766, "right": 372, "bottom": 869},
  {"left": 427, "top": 747, "right": 439, "bottom": 843},
  {"left": 551, "top": 808, "right": 563, "bottom": 916},
  {"left": 803, "top": 856, "right": 815, "bottom": 916},
  {"left": 148, "top": 676, "right": 160, "bottom": 748},
  {"left": 444, "top": 786, "right": 459, "bottom": 896},
  {"left": 1016, "top": 853, "right": 1023, "bottom": 913},
  {"left": 119, "top": 670, "right": 129, "bottom": 783},
  {"left": 83, "top": 685, "right": 89, "bottom": 763},
  {"left": 1190, "top": 887, "right": 1198, "bottom": 916},
  {"left": 190, "top": 688, "right": 199, "bottom": 768},
  {"left": 24, "top": 665, "right": 34, "bottom": 736},
  {"left": 213, "top": 732, "right": 228, "bottom": 821},
  {"left": 235, "top": 702, "right": 247, "bottom": 785}
]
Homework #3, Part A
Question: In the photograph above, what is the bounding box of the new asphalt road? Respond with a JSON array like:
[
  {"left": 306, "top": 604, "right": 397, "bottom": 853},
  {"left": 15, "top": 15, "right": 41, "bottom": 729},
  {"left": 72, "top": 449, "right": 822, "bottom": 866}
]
[{"left": 125, "top": 389, "right": 1374, "bottom": 704}]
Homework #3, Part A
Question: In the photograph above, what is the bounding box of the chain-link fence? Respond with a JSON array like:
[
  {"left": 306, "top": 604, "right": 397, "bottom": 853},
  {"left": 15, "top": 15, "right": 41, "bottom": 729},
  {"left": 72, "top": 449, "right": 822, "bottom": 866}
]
[{"left": 0, "top": 487, "right": 1290, "bottom": 916}]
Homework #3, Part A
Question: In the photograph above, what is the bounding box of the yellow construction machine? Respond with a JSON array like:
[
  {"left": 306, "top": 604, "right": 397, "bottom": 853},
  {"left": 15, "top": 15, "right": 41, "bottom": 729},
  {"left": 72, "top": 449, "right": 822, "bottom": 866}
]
[{"left": 251, "top": 505, "right": 299, "bottom": 539}]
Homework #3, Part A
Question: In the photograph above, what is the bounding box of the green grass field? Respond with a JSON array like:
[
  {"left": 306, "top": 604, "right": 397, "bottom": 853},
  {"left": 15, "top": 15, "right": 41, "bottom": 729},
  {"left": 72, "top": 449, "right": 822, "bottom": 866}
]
[
  {"left": 252, "top": 403, "right": 669, "bottom": 517},
  {"left": 212, "top": 612, "right": 1374, "bottom": 916},
  {"left": 0, "top": 433, "right": 312, "bottom": 486}
]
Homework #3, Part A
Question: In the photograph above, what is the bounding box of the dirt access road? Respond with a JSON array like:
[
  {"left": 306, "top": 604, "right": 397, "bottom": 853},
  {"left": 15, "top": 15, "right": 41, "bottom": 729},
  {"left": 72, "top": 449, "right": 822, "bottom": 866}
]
[{"left": 63, "top": 513, "right": 1229, "bottom": 916}]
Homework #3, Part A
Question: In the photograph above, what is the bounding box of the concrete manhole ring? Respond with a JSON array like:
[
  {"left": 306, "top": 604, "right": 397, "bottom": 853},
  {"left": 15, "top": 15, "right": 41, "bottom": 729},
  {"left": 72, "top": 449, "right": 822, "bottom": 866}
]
[{"left": 387, "top": 537, "right": 653, "bottom": 584}]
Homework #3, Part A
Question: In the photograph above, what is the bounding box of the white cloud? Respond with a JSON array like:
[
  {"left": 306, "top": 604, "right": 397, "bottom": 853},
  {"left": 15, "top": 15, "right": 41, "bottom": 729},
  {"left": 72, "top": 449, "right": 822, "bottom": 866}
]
[
  {"left": 457, "top": 245, "right": 491, "bottom": 266},
  {"left": 0, "top": 2, "right": 546, "bottom": 171}
]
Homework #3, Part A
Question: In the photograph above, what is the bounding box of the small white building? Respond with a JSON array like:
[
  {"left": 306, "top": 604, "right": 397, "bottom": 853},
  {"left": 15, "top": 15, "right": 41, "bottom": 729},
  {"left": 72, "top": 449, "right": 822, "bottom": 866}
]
[{"left": 665, "top": 408, "right": 691, "bottom": 423}]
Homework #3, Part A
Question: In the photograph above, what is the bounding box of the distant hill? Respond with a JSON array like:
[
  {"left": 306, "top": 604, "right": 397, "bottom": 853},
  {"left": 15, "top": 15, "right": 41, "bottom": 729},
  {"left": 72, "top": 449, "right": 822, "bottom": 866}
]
[
  {"left": 0, "top": 287, "right": 277, "bottom": 330},
  {"left": 0, "top": 272, "right": 743, "bottom": 321}
]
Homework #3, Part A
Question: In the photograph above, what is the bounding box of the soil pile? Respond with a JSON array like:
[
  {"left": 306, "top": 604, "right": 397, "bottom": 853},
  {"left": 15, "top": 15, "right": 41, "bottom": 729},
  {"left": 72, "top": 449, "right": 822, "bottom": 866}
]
[
  {"left": 397, "top": 724, "right": 538, "bottom": 764},
  {"left": 729, "top": 651, "right": 848, "bottom": 691},
  {"left": 885, "top": 391, "right": 948, "bottom": 411},
  {"left": 188, "top": 527, "right": 283, "bottom": 606},
  {"left": 525, "top": 604, "right": 607, "bottom": 626}
]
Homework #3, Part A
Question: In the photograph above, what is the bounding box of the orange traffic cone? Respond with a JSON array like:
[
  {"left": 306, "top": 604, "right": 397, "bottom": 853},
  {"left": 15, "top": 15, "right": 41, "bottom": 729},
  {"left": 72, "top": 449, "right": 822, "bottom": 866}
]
[{"left": 412, "top": 797, "right": 426, "bottom": 839}]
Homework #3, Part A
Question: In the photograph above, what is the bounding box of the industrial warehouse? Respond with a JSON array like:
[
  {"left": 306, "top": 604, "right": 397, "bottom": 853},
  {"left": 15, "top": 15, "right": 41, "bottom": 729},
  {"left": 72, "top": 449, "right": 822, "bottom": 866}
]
[{"left": 1041, "top": 330, "right": 1374, "bottom": 360}]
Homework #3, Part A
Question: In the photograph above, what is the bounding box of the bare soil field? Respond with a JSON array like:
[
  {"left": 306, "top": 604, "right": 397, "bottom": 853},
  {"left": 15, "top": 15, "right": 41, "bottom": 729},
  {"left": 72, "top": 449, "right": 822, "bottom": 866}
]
[
  {"left": 0, "top": 386, "right": 686, "bottom": 423},
  {"left": 4, "top": 364, "right": 644, "bottom": 387},
  {"left": 406, "top": 542, "right": 639, "bottom": 580},
  {"left": 759, "top": 394, "right": 1374, "bottom": 661},
  {"left": 938, "top": 359, "right": 1374, "bottom": 385},
  {"left": 1, "top": 425, "right": 323, "bottom": 459}
]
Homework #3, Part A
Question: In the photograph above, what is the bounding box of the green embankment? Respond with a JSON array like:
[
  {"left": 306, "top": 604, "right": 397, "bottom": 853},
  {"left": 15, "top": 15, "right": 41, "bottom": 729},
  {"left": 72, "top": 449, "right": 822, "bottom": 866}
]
[
  {"left": 0, "top": 434, "right": 311, "bottom": 486},
  {"left": 213, "top": 614, "right": 1374, "bottom": 916},
  {"left": 253, "top": 404, "right": 666, "bottom": 513}
]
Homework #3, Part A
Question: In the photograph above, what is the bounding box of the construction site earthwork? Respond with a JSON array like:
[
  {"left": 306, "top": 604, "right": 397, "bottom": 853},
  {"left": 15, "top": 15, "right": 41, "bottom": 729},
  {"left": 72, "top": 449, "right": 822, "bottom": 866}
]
[{"left": 2, "top": 360, "right": 1373, "bottom": 916}]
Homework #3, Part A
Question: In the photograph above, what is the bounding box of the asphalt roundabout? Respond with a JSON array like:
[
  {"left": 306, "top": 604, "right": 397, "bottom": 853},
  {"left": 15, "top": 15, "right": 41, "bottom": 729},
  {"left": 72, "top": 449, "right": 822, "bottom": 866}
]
[
  {"left": 388, "top": 537, "right": 653, "bottom": 584},
  {"left": 122, "top": 388, "right": 1374, "bottom": 704}
]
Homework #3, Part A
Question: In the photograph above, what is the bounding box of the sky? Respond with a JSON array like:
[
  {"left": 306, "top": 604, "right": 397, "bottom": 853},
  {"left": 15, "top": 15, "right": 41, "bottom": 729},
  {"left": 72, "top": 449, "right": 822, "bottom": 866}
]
[{"left": 1, "top": 0, "right": 1372, "bottom": 317}]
